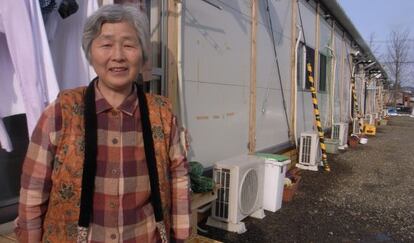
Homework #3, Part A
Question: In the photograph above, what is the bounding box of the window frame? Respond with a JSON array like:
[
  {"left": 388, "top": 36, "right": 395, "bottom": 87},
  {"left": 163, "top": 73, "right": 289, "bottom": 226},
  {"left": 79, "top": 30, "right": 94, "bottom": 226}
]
[{"left": 297, "top": 42, "right": 316, "bottom": 91}]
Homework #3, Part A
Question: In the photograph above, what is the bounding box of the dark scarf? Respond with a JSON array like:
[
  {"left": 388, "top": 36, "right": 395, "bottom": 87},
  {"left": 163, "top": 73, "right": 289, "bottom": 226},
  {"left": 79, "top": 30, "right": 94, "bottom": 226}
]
[{"left": 78, "top": 80, "right": 164, "bottom": 227}]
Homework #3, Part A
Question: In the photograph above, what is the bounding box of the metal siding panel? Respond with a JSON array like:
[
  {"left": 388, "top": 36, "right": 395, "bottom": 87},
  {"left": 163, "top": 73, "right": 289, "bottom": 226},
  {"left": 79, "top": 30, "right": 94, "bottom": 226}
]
[
  {"left": 297, "top": 1, "right": 316, "bottom": 48},
  {"left": 318, "top": 19, "right": 332, "bottom": 127},
  {"left": 183, "top": 0, "right": 251, "bottom": 87},
  {"left": 183, "top": 0, "right": 297, "bottom": 166},
  {"left": 255, "top": 88, "right": 290, "bottom": 151},
  {"left": 255, "top": 0, "right": 292, "bottom": 150},
  {"left": 256, "top": 0, "right": 292, "bottom": 90},
  {"left": 319, "top": 18, "right": 331, "bottom": 52},
  {"left": 183, "top": 0, "right": 253, "bottom": 167},
  {"left": 296, "top": 1, "right": 317, "bottom": 134},
  {"left": 183, "top": 81, "right": 249, "bottom": 167}
]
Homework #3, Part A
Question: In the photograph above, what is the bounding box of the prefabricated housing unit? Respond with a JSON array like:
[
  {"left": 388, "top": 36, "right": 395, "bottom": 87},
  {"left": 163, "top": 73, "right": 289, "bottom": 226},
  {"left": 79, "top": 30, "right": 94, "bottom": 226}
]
[
  {"left": 0, "top": 0, "right": 388, "bottom": 223},
  {"left": 169, "top": 0, "right": 387, "bottom": 167}
]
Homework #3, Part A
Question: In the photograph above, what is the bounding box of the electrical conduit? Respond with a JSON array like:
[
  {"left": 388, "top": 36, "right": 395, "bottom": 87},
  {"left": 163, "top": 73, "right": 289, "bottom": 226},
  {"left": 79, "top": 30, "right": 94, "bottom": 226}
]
[{"left": 293, "top": 25, "right": 302, "bottom": 147}]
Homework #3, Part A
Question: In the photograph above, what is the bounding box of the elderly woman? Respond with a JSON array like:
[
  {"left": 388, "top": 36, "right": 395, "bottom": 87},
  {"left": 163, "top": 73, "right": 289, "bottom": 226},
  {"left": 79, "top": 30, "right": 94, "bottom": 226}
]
[{"left": 15, "top": 4, "right": 190, "bottom": 243}]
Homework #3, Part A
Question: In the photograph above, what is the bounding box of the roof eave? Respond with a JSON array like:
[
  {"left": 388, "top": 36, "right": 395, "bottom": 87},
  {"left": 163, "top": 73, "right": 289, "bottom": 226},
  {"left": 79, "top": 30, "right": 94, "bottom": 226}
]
[{"left": 318, "top": 0, "right": 388, "bottom": 80}]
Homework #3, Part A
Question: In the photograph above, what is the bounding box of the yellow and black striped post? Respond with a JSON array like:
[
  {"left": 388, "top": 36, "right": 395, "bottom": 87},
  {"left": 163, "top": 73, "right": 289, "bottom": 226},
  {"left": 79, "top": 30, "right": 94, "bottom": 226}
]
[
  {"left": 307, "top": 63, "right": 330, "bottom": 172},
  {"left": 351, "top": 77, "right": 364, "bottom": 134}
]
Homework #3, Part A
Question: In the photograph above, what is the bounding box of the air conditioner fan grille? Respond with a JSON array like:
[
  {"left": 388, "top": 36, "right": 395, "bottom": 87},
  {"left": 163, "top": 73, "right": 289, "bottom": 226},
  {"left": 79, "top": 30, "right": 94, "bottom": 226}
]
[{"left": 239, "top": 168, "right": 259, "bottom": 215}]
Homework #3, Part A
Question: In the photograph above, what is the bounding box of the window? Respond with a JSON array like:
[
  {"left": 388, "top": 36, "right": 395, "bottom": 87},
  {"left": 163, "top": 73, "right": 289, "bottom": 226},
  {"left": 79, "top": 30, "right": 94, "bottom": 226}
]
[
  {"left": 319, "top": 53, "right": 327, "bottom": 92},
  {"left": 304, "top": 45, "right": 315, "bottom": 90},
  {"left": 297, "top": 43, "right": 315, "bottom": 91}
]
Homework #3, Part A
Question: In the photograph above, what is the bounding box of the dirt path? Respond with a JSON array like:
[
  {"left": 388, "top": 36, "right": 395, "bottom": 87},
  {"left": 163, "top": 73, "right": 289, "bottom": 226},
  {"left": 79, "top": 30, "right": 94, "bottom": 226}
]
[{"left": 202, "top": 116, "right": 414, "bottom": 242}]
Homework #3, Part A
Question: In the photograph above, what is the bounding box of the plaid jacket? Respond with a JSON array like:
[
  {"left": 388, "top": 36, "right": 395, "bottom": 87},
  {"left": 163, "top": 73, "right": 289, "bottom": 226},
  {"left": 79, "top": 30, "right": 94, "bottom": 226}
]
[{"left": 16, "top": 85, "right": 191, "bottom": 242}]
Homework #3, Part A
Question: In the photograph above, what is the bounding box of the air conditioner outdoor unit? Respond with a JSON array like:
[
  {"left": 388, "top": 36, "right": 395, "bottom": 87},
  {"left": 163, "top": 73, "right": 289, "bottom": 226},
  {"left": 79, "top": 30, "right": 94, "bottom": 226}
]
[
  {"left": 206, "top": 155, "right": 265, "bottom": 233},
  {"left": 332, "top": 122, "right": 348, "bottom": 150},
  {"left": 296, "top": 131, "right": 321, "bottom": 171},
  {"left": 353, "top": 117, "right": 363, "bottom": 134}
]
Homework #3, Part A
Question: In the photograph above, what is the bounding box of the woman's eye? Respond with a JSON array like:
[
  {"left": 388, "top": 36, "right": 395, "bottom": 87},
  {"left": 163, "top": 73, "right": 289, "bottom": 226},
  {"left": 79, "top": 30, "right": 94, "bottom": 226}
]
[{"left": 102, "top": 44, "right": 112, "bottom": 47}]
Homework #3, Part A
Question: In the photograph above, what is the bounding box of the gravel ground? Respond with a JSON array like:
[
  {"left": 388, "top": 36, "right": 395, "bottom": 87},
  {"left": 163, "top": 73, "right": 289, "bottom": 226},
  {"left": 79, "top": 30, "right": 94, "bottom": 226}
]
[{"left": 200, "top": 116, "right": 414, "bottom": 242}]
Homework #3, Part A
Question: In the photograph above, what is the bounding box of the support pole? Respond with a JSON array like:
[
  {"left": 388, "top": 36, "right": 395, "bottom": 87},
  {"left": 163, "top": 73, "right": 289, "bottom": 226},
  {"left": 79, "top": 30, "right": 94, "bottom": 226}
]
[
  {"left": 249, "top": 0, "right": 258, "bottom": 153},
  {"left": 307, "top": 63, "right": 330, "bottom": 172},
  {"left": 289, "top": 0, "right": 297, "bottom": 144},
  {"left": 314, "top": 3, "right": 320, "bottom": 88},
  {"left": 167, "top": 0, "right": 179, "bottom": 114},
  {"left": 351, "top": 76, "right": 364, "bottom": 134}
]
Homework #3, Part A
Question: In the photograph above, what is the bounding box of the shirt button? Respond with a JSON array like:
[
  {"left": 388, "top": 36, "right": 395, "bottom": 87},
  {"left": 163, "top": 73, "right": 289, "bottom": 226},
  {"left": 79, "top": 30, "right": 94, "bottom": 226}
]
[
  {"left": 111, "top": 169, "right": 118, "bottom": 175},
  {"left": 109, "top": 202, "right": 117, "bottom": 208},
  {"left": 110, "top": 233, "right": 117, "bottom": 239},
  {"left": 111, "top": 110, "right": 119, "bottom": 116},
  {"left": 112, "top": 138, "right": 118, "bottom": 144}
]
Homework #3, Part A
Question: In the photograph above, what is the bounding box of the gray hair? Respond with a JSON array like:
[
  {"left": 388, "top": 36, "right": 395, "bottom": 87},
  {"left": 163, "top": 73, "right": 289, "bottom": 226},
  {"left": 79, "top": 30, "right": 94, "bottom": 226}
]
[{"left": 82, "top": 4, "right": 150, "bottom": 63}]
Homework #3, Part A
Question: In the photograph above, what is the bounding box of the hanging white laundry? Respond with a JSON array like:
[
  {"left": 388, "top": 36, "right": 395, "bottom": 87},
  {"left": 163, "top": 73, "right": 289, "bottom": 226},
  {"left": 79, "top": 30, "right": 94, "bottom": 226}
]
[
  {"left": 45, "top": 0, "right": 98, "bottom": 90},
  {"left": 0, "top": 118, "right": 12, "bottom": 152},
  {"left": 87, "top": 0, "right": 99, "bottom": 79},
  {"left": 88, "top": 0, "right": 100, "bottom": 17},
  {"left": 0, "top": 34, "right": 26, "bottom": 118},
  {"left": 24, "top": 0, "right": 60, "bottom": 104},
  {"left": 0, "top": 0, "right": 46, "bottom": 136},
  {"left": 102, "top": 0, "right": 114, "bottom": 6}
]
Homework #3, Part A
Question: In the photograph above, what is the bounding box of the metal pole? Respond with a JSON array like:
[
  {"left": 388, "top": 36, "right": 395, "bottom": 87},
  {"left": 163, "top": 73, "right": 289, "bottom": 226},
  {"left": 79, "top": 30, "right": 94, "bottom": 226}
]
[{"left": 307, "top": 63, "right": 330, "bottom": 172}]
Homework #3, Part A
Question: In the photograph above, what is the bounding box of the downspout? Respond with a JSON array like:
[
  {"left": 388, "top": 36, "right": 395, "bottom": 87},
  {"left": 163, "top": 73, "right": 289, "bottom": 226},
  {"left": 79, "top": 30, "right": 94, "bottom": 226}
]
[
  {"left": 293, "top": 25, "right": 302, "bottom": 147},
  {"left": 326, "top": 46, "right": 336, "bottom": 127},
  {"left": 176, "top": 0, "right": 187, "bottom": 154}
]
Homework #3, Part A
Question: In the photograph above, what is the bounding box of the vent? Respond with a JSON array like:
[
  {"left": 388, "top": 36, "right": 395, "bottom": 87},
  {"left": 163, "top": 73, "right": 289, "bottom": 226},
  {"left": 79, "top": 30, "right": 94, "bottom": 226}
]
[
  {"left": 239, "top": 169, "right": 259, "bottom": 215},
  {"left": 301, "top": 135, "right": 312, "bottom": 164},
  {"left": 214, "top": 168, "right": 230, "bottom": 219},
  {"left": 332, "top": 123, "right": 348, "bottom": 147},
  {"left": 332, "top": 125, "right": 340, "bottom": 140},
  {"left": 297, "top": 131, "right": 320, "bottom": 171}
]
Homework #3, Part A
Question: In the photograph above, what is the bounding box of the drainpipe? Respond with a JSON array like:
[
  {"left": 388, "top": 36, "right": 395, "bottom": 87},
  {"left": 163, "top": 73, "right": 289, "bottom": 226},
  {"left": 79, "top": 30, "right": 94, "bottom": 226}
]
[
  {"left": 293, "top": 25, "right": 302, "bottom": 147},
  {"left": 326, "top": 46, "right": 336, "bottom": 127}
]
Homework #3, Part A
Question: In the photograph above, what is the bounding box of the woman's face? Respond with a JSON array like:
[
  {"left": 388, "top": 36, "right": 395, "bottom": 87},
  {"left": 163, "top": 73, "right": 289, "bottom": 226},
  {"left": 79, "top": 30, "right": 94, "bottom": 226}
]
[{"left": 90, "top": 21, "right": 142, "bottom": 93}]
